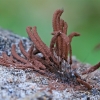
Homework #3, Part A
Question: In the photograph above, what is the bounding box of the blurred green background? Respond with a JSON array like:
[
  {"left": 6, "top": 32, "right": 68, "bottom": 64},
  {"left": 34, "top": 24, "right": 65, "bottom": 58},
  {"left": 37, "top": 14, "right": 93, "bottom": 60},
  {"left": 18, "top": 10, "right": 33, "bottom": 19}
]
[{"left": 0, "top": 0, "right": 100, "bottom": 65}]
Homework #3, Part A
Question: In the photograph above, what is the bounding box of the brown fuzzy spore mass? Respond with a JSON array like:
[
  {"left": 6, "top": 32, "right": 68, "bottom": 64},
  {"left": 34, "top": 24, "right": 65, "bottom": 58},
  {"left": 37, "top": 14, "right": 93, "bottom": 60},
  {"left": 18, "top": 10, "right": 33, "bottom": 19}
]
[{"left": 0, "top": 9, "right": 100, "bottom": 90}]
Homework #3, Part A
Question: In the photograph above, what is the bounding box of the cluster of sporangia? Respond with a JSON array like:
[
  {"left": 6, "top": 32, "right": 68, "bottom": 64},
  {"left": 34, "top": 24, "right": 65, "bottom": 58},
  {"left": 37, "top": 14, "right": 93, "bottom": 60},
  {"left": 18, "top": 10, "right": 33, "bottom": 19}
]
[{"left": 0, "top": 9, "right": 100, "bottom": 90}]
